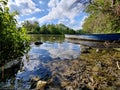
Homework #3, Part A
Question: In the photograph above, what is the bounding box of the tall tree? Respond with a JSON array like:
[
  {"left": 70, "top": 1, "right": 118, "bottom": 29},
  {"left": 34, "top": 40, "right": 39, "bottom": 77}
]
[{"left": 83, "top": 0, "right": 120, "bottom": 33}]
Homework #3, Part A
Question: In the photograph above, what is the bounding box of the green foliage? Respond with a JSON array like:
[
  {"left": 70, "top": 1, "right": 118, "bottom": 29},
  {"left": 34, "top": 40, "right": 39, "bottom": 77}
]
[
  {"left": 22, "top": 20, "right": 76, "bottom": 35},
  {"left": 0, "top": 0, "right": 29, "bottom": 63},
  {"left": 75, "top": 29, "right": 88, "bottom": 34},
  {"left": 83, "top": 0, "right": 120, "bottom": 33},
  {"left": 22, "top": 20, "right": 40, "bottom": 34}
]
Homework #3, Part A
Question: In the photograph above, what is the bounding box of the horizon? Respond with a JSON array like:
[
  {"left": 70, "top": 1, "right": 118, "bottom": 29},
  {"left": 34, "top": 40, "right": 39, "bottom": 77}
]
[{"left": 8, "top": 0, "right": 88, "bottom": 30}]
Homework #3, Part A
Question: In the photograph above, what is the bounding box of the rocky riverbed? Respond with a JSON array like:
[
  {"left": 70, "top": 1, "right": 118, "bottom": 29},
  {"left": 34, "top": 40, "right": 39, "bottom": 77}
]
[
  {"left": 32, "top": 48, "right": 120, "bottom": 90},
  {"left": 0, "top": 47, "right": 120, "bottom": 90}
]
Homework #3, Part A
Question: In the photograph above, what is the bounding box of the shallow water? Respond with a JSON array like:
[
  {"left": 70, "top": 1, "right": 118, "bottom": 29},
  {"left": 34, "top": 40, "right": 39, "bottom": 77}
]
[
  {"left": 16, "top": 42, "right": 80, "bottom": 81},
  {"left": 0, "top": 34, "right": 119, "bottom": 90},
  {"left": 0, "top": 35, "right": 81, "bottom": 89}
]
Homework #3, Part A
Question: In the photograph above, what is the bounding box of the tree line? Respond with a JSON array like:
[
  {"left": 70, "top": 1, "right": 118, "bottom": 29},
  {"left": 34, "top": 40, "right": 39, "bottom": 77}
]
[
  {"left": 21, "top": 20, "right": 86, "bottom": 35},
  {"left": 21, "top": 0, "right": 120, "bottom": 34}
]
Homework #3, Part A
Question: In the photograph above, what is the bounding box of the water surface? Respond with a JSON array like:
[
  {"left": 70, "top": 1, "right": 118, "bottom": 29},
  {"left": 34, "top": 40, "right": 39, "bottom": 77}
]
[
  {"left": 1, "top": 34, "right": 119, "bottom": 90},
  {"left": 0, "top": 34, "right": 81, "bottom": 89}
]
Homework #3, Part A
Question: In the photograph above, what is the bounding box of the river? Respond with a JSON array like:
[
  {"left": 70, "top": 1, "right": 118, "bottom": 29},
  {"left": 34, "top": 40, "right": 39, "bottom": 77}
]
[
  {"left": 0, "top": 34, "right": 81, "bottom": 89},
  {"left": 0, "top": 34, "right": 120, "bottom": 90}
]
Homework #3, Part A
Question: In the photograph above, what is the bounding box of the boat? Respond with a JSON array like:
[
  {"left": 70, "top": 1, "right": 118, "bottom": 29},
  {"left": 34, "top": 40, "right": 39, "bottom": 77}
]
[{"left": 65, "top": 33, "right": 120, "bottom": 42}]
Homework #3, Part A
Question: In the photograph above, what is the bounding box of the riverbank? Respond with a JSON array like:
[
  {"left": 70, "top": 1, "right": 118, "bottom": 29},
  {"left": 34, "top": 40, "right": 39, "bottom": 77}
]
[
  {"left": 34, "top": 48, "right": 120, "bottom": 90},
  {"left": 0, "top": 37, "right": 120, "bottom": 90}
]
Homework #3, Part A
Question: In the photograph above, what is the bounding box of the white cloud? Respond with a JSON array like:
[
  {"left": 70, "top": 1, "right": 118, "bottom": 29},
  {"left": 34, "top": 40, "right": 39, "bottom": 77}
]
[
  {"left": 39, "top": 0, "right": 84, "bottom": 27},
  {"left": 8, "top": 0, "right": 42, "bottom": 16},
  {"left": 58, "top": 18, "right": 70, "bottom": 24},
  {"left": 48, "top": 0, "right": 59, "bottom": 8},
  {"left": 79, "top": 15, "right": 88, "bottom": 28},
  {"left": 58, "top": 15, "right": 88, "bottom": 30},
  {"left": 25, "top": 17, "right": 37, "bottom": 21},
  {"left": 39, "top": 1, "right": 43, "bottom": 4},
  {"left": 7, "top": 0, "right": 87, "bottom": 30},
  {"left": 17, "top": 17, "right": 38, "bottom": 26},
  {"left": 73, "top": 15, "right": 88, "bottom": 30}
]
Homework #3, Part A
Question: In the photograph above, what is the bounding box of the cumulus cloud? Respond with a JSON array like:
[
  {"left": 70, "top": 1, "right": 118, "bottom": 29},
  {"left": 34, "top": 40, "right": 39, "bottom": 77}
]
[
  {"left": 39, "top": 0, "right": 84, "bottom": 25},
  {"left": 72, "top": 15, "right": 88, "bottom": 30},
  {"left": 57, "top": 15, "right": 88, "bottom": 30},
  {"left": 7, "top": 0, "right": 88, "bottom": 30},
  {"left": 8, "top": 0, "right": 42, "bottom": 16},
  {"left": 48, "top": 0, "right": 59, "bottom": 8}
]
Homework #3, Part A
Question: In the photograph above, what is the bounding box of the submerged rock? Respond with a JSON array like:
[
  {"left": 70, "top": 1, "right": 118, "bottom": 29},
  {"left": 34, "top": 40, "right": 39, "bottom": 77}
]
[
  {"left": 36, "top": 80, "right": 47, "bottom": 90},
  {"left": 92, "top": 66, "right": 99, "bottom": 72},
  {"left": 31, "top": 76, "right": 40, "bottom": 82},
  {"left": 31, "top": 77, "right": 47, "bottom": 90},
  {"left": 81, "top": 46, "right": 91, "bottom": 54},
  {"left": 34, "top": 41, "right": 43, "bottom": 45},
  {"left": 30, "top": 76, "right": 40, "bottom": 89},
  {"left": 65, "top": 86, "right": 73, "bottom": 90}
]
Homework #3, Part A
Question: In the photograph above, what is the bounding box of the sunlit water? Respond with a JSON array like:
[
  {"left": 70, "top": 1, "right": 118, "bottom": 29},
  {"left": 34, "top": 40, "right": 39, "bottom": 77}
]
[
  {"left": 1, "top": 34, "right": 119, "bottom": 89},
  {"left": 0, "top": 35, "right": 81, "bottom": 89}
]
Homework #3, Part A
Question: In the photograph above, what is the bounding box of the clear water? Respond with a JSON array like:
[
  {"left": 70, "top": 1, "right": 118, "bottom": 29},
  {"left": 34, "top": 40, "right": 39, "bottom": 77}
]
[
  {"left": 0, "top": 34, "right": 81, "bottom": 89},
  {"left": 1, "top": 34, "right": 119, "bottom": 89}
]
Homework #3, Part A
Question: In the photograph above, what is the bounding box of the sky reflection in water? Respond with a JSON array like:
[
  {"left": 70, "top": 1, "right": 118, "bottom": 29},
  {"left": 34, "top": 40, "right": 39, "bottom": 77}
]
[
  {"left": 16, "top": 41, "right": 80, "bottom": 86},
  {"left": 30, "top": 42, "right": 80, "bottom": 61}
]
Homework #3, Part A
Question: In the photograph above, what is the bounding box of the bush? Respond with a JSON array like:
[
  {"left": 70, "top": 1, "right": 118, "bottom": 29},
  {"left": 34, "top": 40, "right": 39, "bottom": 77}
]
[{"left": 0, "top": 0, "right": 29, "bottom": 63}]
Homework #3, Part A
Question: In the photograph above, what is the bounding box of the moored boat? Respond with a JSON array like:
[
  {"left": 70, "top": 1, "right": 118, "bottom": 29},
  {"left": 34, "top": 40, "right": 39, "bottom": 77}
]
[{"left": 65, "top": 33, "right": 120, "bottom": 42}]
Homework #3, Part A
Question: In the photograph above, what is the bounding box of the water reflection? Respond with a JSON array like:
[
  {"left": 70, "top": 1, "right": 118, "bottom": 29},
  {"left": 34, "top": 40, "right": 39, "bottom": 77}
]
[
  {"left": 16, "top": 42, "right": 80, "bottom": 80},
  {"left": 29, "top": 34, "right": 64, "bottom": 43},
  {"left": 14, "top": 35, "right": 80, "bottom": 89},
  {"left": 1, "top": 34, "right": 120, "bottom": 89},
  {"left": 0, "top": 34, "right": 81, "bottom": 89},
  {"left": 65, "top": 39, "right": 120, "bottom": 48},
  {"left": 30, "top": 42, "right": 80, "bottom": 60}
]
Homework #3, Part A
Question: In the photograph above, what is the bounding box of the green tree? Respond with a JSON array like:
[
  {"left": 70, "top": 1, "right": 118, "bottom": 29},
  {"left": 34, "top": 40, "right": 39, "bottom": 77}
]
[
  {"left": 40, "top": 24, "right": 50, "bottom": 34},
  {"left": 32, "top": 21, "right": 40, "bottom": 33},
  {"left": 22, "top": 21, "right": 77, "bottom": 35},
  {"left": 0, "top": 0, "right": 29, "bottom": 63},
  {"left": 22, "top": 21, "right": 40, "bottom": 34},
  {"left": 83, "top": 0, "right": 120, "bottom": 33},
  {"left": 22, "top": 20, "right": 32, "bottom": 32}
]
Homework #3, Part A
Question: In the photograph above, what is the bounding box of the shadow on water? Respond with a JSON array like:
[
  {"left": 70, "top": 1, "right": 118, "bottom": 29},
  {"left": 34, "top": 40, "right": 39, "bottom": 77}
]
[{"left": 0, "top": 59, "right": 21, "bottom": 89}]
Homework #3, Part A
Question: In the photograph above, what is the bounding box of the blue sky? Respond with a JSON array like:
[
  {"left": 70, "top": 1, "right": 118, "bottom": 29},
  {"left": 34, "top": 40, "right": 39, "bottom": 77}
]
[{"left": 8, "top": 0, "right": 88, "bottom": 30}]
